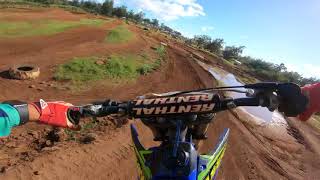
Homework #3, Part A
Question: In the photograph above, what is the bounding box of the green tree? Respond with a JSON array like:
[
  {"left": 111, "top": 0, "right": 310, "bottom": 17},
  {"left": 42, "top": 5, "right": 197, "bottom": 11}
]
[
  {"left": 205, "top": 38, "right": 224, "bottom": 56},
  {"left": 70, "top": 0, "right": 80, "bottom": 6},
  {"left": 80, "top": 1, "right": 101, "bottom": 14},
  {"left": 127, "top": 10, "right": 135, "bottom": 19},
  {"left": 113, "top": 5, "right": 127, "bottom": 17},
  {"left": 101, "top": 0, "right": 113, "bottom": 16},
  {"left": 151, "top": 19, "right": 159, "bottom": 27},
  {"left": 133, "top": 11, "right": 145, "bottom": 23},
  {"left": 300, "top": 77, "right": 319, "bottom": 86},
  {"left": 160, "top": 24, "right": 173, "bottom": 33},
  {"left": 143, "top": 18, "right": 151, "bottom": 25},
  {"left": 193, "top": 35, "right": 211, "bottom": 48},
  {"left": 223, "top": 46, "right": 245, "bottom": 59},
  {"left": 274, "top": 63, "right": 287, "bottom": 72}
]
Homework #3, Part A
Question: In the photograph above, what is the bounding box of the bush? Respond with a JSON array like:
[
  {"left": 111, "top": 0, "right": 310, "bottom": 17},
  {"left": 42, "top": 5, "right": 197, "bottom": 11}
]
[
  {"left": 105, "top": 55, "right": 138, "bottom": 78},
  {"left": 105, "top": 25, "right": 134, "bottom": 43},
  {"left": 152, "top": 59, "right": 162, "bottom": 69},
  {"left": 156, "top": 45, "right": 166, "bottom": 59},
  {"left": 137, "top": 64, "right": 153, "bottom": 75}
]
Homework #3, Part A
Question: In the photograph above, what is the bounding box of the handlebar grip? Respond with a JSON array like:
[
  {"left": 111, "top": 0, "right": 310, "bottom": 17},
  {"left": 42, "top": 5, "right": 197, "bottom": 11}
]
[
  {"left": 104, "top": 106, "right": 119, "bottom": 114},
  {"left": 244, "top": 82, "right": 278, "bottom": 89},
  {"left": 81, "top": 104, "right": 120, "bottom": 117},
  {"left": 233, "top": 98, "right": 261, "bottom": 106}
]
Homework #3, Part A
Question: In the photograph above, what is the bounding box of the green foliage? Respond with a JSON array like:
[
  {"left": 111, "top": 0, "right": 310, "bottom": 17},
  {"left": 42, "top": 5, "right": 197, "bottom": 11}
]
[
  {"left": 137, "top": 64, "right": 153, "bottom": 75},
  {"left": 136, "top": 57, "right": 163, "bottom": 75},
  {"left": 156, "top": 45, "right": 166, "bottom": 59},
  {"left": 1, "top": 0, "right": 164, "bottom": 37},
  {"left": 132, "top": 12, "right": 145, "bottom": 23},
  {"left": 153, "top": 59, "right": 162, "bottom": 69},
  {"left": 54, "top": 57, "right": 106, "bottom": 82},
  {"left": 135, "top": 45, "right": 166, "bottom": 75},
  {"left": 78, "top": 19, "right": 105, "bottom": 26},
  {"left": 101, "top": 0, "right": 113, "bottom": 16},
  {"left": 55, "top": 52, "right": 164, "bottom": 83},
  {"left": 205, "top": 38, "right": 224, "bottom": 56},
  {"left": 193, "top": 35, "right": 211, "bottom": 48},
  {"left": 126, "top": 10, "right": 135, "bottom": 20},
  {"left": 54, "top": 56, "right": 139, "bottom": 82},
  {"left": 151, "top": 18, "right": 159, "bottom": 27},
  {"left": 112, "top": 5, "right": 127, "bottom": 17},
  {"left": 0, "top": 19, "right": 104, "bottom": 38},
  {"left": 105, "top": 25, "right": 134, "bottom": 43},
  {"left": 223, "top": 46, "right": 245, "bottom": 60},
  {"left": 187, "top": 36, "right": 224, "bottom": 56},
  {"left": 238, "top": 56, "right": 319, "bottom": 85},
  {"left": 79, "top": 0, "right": 101, "bottom": 14},
  {"left": 105, "top": 55, "right": 138, "bottom": 78}
]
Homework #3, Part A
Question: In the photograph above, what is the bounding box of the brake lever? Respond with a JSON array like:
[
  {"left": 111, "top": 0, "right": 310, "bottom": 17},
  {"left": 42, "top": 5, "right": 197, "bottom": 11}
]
[{"left": 246, "top": 88, "right": 279, "bottom": 112}]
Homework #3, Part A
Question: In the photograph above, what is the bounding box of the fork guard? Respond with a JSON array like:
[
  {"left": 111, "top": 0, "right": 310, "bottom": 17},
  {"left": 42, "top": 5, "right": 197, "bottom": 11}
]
[{"left": 130, "top": 124, "right": 229, "bottom": 180}]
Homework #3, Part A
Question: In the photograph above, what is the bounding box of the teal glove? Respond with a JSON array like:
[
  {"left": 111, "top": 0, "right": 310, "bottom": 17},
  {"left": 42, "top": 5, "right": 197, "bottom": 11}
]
[{"left": 0, "top": 104, "right": 20, "bottom": 137}]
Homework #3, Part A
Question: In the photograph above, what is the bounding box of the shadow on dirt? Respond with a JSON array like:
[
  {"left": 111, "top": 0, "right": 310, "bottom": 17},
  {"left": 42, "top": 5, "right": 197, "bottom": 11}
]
[{"left": 0, "top": 70, "right": 12, "bottom": 79}]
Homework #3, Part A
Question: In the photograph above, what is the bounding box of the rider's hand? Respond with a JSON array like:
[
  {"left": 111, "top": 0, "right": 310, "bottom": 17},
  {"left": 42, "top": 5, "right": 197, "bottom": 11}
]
[
  {"left": 31, "top": 99, "right": 80, "bottom": 129},
  {"left": 277, "top": 83, "right": 308, "bottom": 117},
  {"left": 298, "top": 83, "right": 320, "bottom": 121}
]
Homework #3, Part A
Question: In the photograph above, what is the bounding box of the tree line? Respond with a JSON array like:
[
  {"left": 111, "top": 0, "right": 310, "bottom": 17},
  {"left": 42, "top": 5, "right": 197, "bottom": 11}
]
[
  {"left": 25, "top": 0, "right": 180, "bottom": 35},
  {"left": 185, "top": 34, "right": 319, "bottom": 85}
]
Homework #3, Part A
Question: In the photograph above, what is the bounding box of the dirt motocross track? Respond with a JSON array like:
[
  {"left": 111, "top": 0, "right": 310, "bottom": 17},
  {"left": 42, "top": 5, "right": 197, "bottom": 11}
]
[{"left": 0, "top": 8, "right": 320, "bottom": 180}]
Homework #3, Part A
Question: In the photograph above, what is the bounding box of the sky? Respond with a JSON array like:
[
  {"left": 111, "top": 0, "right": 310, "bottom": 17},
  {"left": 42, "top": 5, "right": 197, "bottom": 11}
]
[{"left": 113, "top": 0, "right": 320, "bottom": 78}]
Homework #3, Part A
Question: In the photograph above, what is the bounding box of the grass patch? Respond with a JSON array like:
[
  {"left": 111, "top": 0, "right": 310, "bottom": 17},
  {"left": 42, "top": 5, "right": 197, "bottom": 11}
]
[
  {"left": 136, "top": 45, "right": 166, "bottom": 74},
  {"left": 54, "top": 57, "right": 106, "bottom": 82},
  {"left": 55, "top": 53, "right": 164, "bottom": 84},
  {"left": 105, "top": 25, "right": 134, "bottom": 43},
  {"left": 105, "top": 55, "right": 139, "bottom": 79},
  {"left": 55, "top": 45, "right": 166, "bottom": 86},
  {"left": 0, "top": 18, "right": 105, "bottom": 38},
  {"left": 156, "top": 45, "right": 166, "bottom": 59},
  {"left": 137, "top": 61, "right": 161, "bottom": 75}
]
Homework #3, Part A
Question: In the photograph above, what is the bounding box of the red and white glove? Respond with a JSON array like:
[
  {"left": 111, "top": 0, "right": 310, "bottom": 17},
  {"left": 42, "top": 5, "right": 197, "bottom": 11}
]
[
  {"left": 31, "top": 99, "right": 80, "bottom": 128},
  {"left": 299, "top": 83, "right": 320, "bottom": 121}
]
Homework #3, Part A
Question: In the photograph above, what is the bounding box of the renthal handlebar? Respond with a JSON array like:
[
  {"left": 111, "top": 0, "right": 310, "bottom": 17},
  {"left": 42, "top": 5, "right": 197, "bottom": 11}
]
[
  {"left": 70, "top": 82, "right": 307, "bottom": 120},
  {"left": 78, "top": 93, "right": 277, "bottom": 118}
]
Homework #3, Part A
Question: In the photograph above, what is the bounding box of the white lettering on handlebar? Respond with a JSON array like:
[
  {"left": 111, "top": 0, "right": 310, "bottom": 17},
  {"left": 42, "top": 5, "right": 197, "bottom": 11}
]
[
  {"left": 132, "top": 103, "right": 215, "bottom": 116},
  {"left": 134, "top": 94, "right": 214, "bottom": 106}
]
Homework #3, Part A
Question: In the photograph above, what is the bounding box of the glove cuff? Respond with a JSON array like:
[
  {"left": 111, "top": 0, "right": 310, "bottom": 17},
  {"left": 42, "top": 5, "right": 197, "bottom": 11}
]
[
  {"left": 31, "top": 99, "right": 53, "bottom": 124},
  {"left": 2, "top": 100, "right": 29, "bottom": 125}
]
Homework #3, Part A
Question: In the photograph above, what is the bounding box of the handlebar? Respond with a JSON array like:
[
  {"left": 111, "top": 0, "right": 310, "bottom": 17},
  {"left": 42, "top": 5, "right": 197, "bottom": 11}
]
[
  {"left": 77, "top": 96, "right": 275, "bottom": 118},
  {"left": 71, "top": 82, "right": 307, "bottom": 120}
]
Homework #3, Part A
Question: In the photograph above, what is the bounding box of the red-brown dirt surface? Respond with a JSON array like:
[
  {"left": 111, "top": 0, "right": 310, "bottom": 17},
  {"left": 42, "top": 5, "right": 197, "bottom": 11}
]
[{"left": 0, "top": 8, "right": 319, "bottom": 180}]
